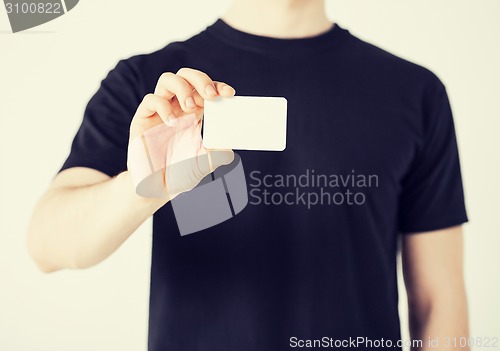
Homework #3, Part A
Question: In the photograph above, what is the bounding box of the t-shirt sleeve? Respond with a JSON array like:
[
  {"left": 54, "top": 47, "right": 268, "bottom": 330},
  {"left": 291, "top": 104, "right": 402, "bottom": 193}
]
[
  {"left": 59, "top": 59, "right": 142, "bottom": 177},
  {"left": 398, "top": 77, "right": 468, "bottom": 233}
]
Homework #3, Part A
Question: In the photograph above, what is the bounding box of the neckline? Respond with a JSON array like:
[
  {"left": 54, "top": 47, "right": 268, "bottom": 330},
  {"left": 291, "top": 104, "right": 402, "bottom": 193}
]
[{"left": 204, "top": 19, "right": 350, "bottom": 56}]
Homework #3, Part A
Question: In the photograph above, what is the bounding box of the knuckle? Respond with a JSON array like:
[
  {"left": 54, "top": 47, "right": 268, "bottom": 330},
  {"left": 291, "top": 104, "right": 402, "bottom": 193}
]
[
  {"left": 158, "top": 72, "right": 175, "bottom": 84},
  {"left": 176, "top": 67, "right": 191, "bottom": 75},
  {"left": 142, "top": 93, "right": 154, "bottom": 102},
  {"left": 177, "top": 67, "right": 212, "bottom": 84}
]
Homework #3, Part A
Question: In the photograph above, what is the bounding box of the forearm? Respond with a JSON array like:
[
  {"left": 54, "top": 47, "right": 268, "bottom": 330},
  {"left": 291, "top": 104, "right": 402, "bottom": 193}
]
[
  {"left": 409, "top": 292, "right": 469, "bottom": 351},
  {"left": 403, "top": 226, "right": 469, "bottom": 350},
  {"left": 27, "top": 171, "right": 167, "bottom": 272}
]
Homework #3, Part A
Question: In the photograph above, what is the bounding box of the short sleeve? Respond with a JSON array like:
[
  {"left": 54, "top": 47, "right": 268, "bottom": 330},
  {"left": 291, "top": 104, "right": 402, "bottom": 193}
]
[
  {"left": 59, "top": 59, "right": 142, "bottom": 177},
  {"left": 398, "top": 78, "right": 468, "bottom": 233}
]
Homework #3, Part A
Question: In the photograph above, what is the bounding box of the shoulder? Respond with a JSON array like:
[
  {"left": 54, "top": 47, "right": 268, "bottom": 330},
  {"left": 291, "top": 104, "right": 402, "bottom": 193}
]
[{"left": 343, "top": 31, "right": 445, "bottom": 94}]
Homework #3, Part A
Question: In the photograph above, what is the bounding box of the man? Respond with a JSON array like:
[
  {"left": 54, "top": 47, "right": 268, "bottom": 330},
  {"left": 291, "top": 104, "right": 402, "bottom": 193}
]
[{"left": 27, "top": 0, "right": 470, "bottom": 350}]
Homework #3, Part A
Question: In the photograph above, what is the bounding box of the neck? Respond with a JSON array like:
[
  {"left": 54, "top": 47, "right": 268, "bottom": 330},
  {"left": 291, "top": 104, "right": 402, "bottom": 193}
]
[{"left": 222, "top": 0, "right": 332, "bottom": 39}]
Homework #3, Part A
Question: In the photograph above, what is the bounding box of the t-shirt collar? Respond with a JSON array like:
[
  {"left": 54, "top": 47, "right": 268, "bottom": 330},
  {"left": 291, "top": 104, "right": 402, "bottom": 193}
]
[{"left": 205, "top": 18, "right": 350, "bottom": 56}]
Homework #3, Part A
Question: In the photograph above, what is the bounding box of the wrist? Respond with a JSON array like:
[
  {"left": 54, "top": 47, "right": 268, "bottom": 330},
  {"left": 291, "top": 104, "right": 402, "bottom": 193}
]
[{"left": 115, "top": 171, "right": 169, "bottom": 212}]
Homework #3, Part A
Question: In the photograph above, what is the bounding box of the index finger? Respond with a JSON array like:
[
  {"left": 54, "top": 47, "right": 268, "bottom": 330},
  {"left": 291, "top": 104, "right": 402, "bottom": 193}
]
[{"left": 176, "top": 68, "right": 236, "bottom": 99}]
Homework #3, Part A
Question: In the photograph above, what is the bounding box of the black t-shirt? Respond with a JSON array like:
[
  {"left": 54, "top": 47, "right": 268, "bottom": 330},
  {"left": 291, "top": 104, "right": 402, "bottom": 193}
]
[{"left": 60, "top": 20, "right": 468, "bottom": 351}]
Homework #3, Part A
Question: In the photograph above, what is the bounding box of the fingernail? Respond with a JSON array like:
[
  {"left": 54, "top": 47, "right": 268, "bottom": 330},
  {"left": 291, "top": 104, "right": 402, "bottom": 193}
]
[
  {"left": 223, "top": 85, "right": 234, "bottom": 92},
  {"left": 185, "top": 96, "right": 196, "bottom": 108},
  {"left": 205, "top": 85, "right": 217, "bottom": 96}
]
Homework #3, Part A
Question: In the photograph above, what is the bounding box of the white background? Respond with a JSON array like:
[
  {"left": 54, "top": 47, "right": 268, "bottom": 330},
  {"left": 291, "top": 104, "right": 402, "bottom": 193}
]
[{"left": 1, "top": 1, "right": 499, "bottom": 350}]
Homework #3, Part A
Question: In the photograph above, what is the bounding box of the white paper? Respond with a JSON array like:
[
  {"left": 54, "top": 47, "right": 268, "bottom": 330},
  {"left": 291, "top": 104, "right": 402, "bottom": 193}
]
[{"left": 203, "top": 96, "right": 287, "bottom": 151}]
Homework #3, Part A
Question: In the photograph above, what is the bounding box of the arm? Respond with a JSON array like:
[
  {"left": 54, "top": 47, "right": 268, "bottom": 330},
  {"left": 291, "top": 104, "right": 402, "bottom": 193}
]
[
  {"left": 27, "top": 68, "right": 236, "bottom": 273},
  {"left": 26, "top": 168, "right": 166, "bottom": 272},
  {"left": 402, "top": 225, "right": 469, "bottom": 350}
]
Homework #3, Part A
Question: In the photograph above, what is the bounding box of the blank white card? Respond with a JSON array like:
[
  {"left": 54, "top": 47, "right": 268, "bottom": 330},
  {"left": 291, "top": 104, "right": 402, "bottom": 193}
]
[{"left": 203, "top": 96, "right": 287, "bottom": 151}]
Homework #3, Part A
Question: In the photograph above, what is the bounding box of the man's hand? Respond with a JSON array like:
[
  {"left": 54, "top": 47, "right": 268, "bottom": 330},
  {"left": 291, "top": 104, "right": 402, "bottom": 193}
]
[
  {"left": 130, "top": 67, "right": 235, "bottom": 138},
  {"left": 27, "top": 68, "right": 237, "bottom": 272},
  {"left": 128, "top": 68, "right": 236, "bottom": 199}
]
